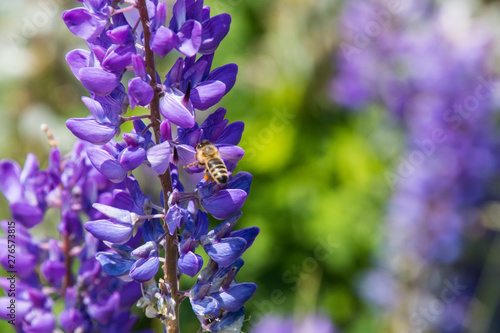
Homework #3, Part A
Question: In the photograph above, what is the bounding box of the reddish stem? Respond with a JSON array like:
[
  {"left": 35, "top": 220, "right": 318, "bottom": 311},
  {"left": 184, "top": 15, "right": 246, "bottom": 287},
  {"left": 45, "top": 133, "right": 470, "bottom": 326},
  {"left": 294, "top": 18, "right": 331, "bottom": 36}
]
[
  {"left": 121, "top": 114, "right": 151, "bottom": 122},
  {"left": 112, "top": 5, "right": 137, "bottom": 15},
  {"left": 61, "top": 233, "right": 73, "bottom": 293},
  {"left": 136, "top": 1, "right": 180, "bottom": 332}
]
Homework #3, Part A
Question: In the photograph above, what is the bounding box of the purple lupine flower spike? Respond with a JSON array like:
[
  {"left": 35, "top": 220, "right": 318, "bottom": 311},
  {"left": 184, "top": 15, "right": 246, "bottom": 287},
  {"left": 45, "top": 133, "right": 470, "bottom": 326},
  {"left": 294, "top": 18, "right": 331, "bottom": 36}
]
[
  {"left": 333, "top": 0, "right": 500, "bottom": 331},
  {"left": 1, "top": 0, "right": 258, "bottom": 331}
]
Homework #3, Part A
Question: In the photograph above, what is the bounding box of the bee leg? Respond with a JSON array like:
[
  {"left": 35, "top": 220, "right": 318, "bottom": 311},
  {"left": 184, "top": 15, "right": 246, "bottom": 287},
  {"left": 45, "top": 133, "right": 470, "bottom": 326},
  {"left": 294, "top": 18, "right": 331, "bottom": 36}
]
[
  {"left": 184, "top": 153, "right": 200, "bottom": 169},
  {"left": 183, "top": 161, "right": 199, "bottom": 168},
  {"left": 204, "top": 169, "right": 212, "bottom": 182}
]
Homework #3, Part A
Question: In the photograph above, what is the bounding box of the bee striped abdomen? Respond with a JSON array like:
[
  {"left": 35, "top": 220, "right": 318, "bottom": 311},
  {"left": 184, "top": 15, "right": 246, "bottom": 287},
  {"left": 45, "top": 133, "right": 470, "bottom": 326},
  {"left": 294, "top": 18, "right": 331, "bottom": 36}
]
[{"left": 207, "top": 158, "right": 228, "bottom": 184}]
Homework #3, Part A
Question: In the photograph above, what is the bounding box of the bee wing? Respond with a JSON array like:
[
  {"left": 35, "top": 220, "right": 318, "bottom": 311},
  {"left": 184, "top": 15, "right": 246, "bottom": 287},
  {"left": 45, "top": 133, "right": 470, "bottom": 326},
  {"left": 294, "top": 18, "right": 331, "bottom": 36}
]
[
  {"left": 216, "top": 145, "right": 244, "bottom": 171},
  {"left": 177, "top": 144, "right": 204, "bottom": 173}
]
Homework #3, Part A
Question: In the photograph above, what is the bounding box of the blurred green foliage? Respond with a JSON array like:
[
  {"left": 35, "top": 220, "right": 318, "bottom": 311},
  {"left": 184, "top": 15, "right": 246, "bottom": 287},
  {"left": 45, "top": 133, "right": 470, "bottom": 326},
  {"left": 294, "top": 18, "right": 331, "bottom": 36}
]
[{"left": 0, "top": 0, "right": 404, "bottom": 332}]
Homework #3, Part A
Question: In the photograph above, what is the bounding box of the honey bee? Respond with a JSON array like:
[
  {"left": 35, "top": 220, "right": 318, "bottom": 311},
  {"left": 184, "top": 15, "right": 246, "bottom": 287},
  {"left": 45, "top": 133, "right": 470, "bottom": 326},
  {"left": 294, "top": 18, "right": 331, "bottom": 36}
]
[{"left": 184, "top": 140, "right": 228, "bottom": 184}]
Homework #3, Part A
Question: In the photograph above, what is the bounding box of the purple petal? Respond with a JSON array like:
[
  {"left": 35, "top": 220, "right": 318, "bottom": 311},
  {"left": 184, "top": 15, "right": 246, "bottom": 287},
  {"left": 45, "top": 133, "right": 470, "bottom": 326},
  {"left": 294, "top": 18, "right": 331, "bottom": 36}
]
[
  {"left": 112, "top": 191, "right": 136, "bottom": 214},
  {"left": 160, "top": 91, "right": 195, "bottom": 128},
  {"left": 118, "top": 147, "right": 146, "bottom": 172},
  {"left": 59, "top": 308, "right": 84, "bottom": 332},
  {"left": 217, "top": 145, "right": 244, "bottom": 170},
  {"left": 206, "top": 212, "right": 242, "bottom": 242},
  {"left": 0, "top": 297, "right": 31, "bottom": 322},
  {"left": 87, "top": 148, "right": 126, "bottom": 183},
  {"left": 191, "top": 80, "right": 226, "bottom": 110},
  {"left": 47, "top": 148, "right": 61, "bottom": 184},
  {"left": 128, "top": 78, "right": 154, "bottom": 109},
  {"left": 10, "top": 202, "right": 44, "bottom": 228},
  {"left": 169, "top": 0, "right": 186, "bottom": 32},
  {"left": 204, "top": 237, "right": 247, "bottom": 267},
  {"left": 186, "top": 0, "right": 203, "bottom": 21},
  {"left": 0, "top": 221, "right": 32, "bottom": 249},
  {"left": 96, "top": 252, "right": 134, "bottom": 278},
  {"left": 202, "top": 189, "right": 247, "bottom": 220},
  {"left": 87, "top": 292, "right": 120, "bottom": 325},
  {"left": 146, "top": 141, "right": 172, "bottom": 174},
  {"left": 66, "top": 118, "right": 117, "bottom": 145},
  {"left": 106, "top": 25, "right": 134, "bottom": 45},
  {"left": 176, "top": 144, "right": 203, "bottom": 173},
  {"left": 199, "top": 14, "right": 231, "bottom": 54},
  {"left": 79, "top": 67, "right": 120, "bottom": 96},
  {"left": 20, "top": 153, "right": 39, "bottom": 184},
  {"left": 210, "top": 307, "right": 246, "bottom": 333},
  {"left": 94, "top": 84, "right": 127, "bottom": 116},
  {"left": 151, "top": 26, "right": 178, "bottom": 58},
  {"left": 181, "top": 57, "right": 208, "bottom": 90},
  {"left": 131, "top": 241, "right": 158, "bottom": 258},
  {"left": 153, "top": 1, "right": 167, "bottom": 30},
  {"left": 200, "top": 107, "right": 228, "bottom": 142},
  {"left": 119, "top": 283, "right": 142, "bottom": 309},
  {"left": 191, "top": 297, "right": 220, "bottom": 317},
  {"left": 85, "top": 220, "right": 133, "bottom": 244},
  {"left": 62, "top": 8, "right": 108, "bottom": 40},
  {"left": 166, "top": 204, "right": 185, "bottom": 235},
  {"left": 227, "top": 172, "right": 252, "bottom": 194},
  {"left": 0, "top": 240, "right": 37, "bottom": 276},
  {"left": 125, "top": 176, "right": 150, "bottom": 210},
  {"left": 102, "top": 44, "right": 136, "bottom": 71},
  {"left": 0, "top": 160, "right": 22, "bottom": 202},
  {"left": 160, "top": 119, "right": 172, "bottom": 141},
  {"left": 178, "top": 122, "right": 202, "bottom": 144},
  {"left": 82, "top": 97, "right": 111, "bottom": 124},
  {"left": 176, "top": 20, "right": 202, "bottom": 57},
  {"left": 129, "top": 256, "right": 160, "bottom": 282},
  {"left": 212, "top": 283, "right": 257, "bottom": 312},
  {"left": 178, "top": 251, "right": 203, "bottom": 277},
  {"left": 164, "top": 57, "right": 183, "bottom": 87},
  {"left": 84, "top": 0, "right": 109, "bottom": 14},
  {"left": 194, "top": 211, "right": 210, "bottom": 240},
  {"left": 142, "top": 219, "right": 165, "bottom": 243},
  {"left": 40, "top": 260, "right": 66, "bottom": 286},
  {"left": 207, "top": 63, "right": 238, "bottom": 94},
  {"left": 23, "top": 310, "right": 56, "bottom": 333},
  {"left": 229, "top": 227, "right": 260, "bottom": 252},
  {"left": 216, "top": 121, "right": 244, "bottom": 145},
  {"left": 65, "top": 49, "right": 91, "bottom": 78},
  {"left": 131, "top": 54, "right": 147, "bottom": 80},
  {"left": 92, "top": 203, "right": 133, "bottom": 224},
  {"left": 202, "top": 5, "right": 210, "bottom": 21},
  {"left": 64, "top": 287, "right": 78, "bottom": 307},
  {"left": 58, "top": 211, "right": 84, "bottom": 244},
  {"left": 92, "top": 45, "right": 107, "bottom": 64},
  {"left": 122, "top": 133, "right": 145, "bottom": 148}
]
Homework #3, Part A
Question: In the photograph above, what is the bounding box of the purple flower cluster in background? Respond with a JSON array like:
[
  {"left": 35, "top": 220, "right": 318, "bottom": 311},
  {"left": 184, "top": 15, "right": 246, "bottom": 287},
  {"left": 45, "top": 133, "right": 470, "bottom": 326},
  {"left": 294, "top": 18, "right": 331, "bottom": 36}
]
[
  {"left": 251, "top": 314, "right": 338, "bottom": 333},
  {"left": 0, "top": 0, "right": 258, "bottom": 332},
  {"left": 332, "top": 1, "right": 500, "bottom": 331},
  {"left": 0, "top": 140, "right": 143, "bottom": 332}
]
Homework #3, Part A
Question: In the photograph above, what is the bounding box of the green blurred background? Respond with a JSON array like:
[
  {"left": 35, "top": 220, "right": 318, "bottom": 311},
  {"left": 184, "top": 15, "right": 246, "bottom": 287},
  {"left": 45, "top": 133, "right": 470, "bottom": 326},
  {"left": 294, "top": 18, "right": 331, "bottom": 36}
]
[{"left": 0, "top": 0, "right": 406, "bottom": 332}]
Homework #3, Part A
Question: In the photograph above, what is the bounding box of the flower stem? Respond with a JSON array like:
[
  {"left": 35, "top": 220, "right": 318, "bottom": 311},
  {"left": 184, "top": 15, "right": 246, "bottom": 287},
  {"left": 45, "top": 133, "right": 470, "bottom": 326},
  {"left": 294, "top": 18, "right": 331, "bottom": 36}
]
[
  {"left": 139, "top": 213, "right": 166, "bottom": 220},
  {"left": 136, "top": 1, "right": 180, "bottom": 332},
  {"left": 112, "top": 5, "right": 137, "bottom": 15},
  {"left": 121, "top": 114, "right": 151, "bottom": 122},
  {"left": 62, "top": 233, "right": 73, "bottom": 294}
]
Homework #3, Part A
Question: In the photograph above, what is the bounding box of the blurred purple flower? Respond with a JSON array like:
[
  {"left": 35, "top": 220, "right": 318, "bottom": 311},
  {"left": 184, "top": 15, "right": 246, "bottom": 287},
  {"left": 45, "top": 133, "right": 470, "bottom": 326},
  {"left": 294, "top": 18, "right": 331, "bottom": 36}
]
[
  {"left": 252, "top": 314, "right": 338, "bottom": 333},
  {"left": 332, "top": 1, "right": 500, "bottom": 331}
]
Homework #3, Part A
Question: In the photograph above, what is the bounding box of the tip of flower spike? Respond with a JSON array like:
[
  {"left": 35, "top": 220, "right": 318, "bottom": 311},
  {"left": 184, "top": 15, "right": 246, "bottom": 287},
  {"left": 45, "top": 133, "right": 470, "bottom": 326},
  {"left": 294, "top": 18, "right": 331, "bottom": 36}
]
[{"left": 41, "top": 124, "right": 57, "bottom": 148}]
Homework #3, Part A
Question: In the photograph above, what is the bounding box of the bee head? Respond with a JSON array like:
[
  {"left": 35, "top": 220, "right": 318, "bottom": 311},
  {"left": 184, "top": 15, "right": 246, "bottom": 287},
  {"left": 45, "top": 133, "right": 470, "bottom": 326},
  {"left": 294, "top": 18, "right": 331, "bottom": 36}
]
[{"left": 196, "top": 140, "right": 212, "bottom": 150}]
